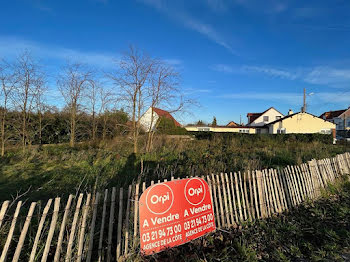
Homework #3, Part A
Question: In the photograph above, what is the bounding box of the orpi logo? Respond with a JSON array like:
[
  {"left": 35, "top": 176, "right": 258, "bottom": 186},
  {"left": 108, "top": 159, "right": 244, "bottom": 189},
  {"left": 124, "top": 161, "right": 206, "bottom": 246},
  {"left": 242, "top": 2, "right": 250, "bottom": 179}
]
[
  {"left": 184, "top": 178, "right": 206, "bottom": 205},
  {"left": 146, "top": 184, "right": 174, "bottom": 215}
]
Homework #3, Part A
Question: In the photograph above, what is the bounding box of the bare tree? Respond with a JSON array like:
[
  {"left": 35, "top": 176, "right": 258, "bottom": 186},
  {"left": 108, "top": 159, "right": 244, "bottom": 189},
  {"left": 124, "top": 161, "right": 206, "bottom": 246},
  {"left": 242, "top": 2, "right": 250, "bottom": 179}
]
[
  {"left": 57, "top": 61, "right": 94, "bottom": 147},
  {"left": 108, "top": 46, "right": 154, "bottom": 153},
  {"left": 99, "top": 86, "right": 115, "bottom": 141},
  {"left": 0, "top": 60, "right": 15, "bottom": 156},
  {"left": 145, "top": 61, "right": 182, "bottom": 152},
  {"left": 87, "top": 80, "right": 100, "bottom": 141},
  {"left": 34, "top": 79, "right": 48, "bottom": 145},
  {"left": 11, "top": 51, "right": 45, "bottom": 151}
]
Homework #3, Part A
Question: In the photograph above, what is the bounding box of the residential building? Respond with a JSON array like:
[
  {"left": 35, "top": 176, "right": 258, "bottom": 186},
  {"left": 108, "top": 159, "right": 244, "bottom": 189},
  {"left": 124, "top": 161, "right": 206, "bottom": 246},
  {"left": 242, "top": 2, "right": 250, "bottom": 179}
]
[
  {"left": 226, "top": 121, "right": 240, "bottom": 127},
  {"left": 139, "top": 107, "right": 181, "bottom": 132},
  {"left": 260, "top": 112, "right": 335, "bottom": 134},
  {"left": 185, "top": 125, "right": 256, "bottom": 133},
  {"left": 246, "top": 107, "right": 284, "bottom": 127},
  {"left": 320, "top": 107, "right": 350, "bottom": 131}
]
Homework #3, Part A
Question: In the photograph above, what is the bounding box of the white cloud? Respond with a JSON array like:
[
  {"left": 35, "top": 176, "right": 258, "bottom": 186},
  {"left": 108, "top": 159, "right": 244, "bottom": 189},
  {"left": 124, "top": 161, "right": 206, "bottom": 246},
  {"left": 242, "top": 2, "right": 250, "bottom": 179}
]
[
  {"left": 242, "top": 65, "right": 298, "bottom": 80},
  {"left": 303, "top": 66, "right": 350, "bottom": 87},
  {"left": 0, "top": 36, "right": 117, "bottom": 68},
  {"left": 139, "top": 0, "right": 236, "bottom": 55},
  {"left": 217, "top": 91, "right": 350, "bottom": 106},
  {"left": 212, "top": 63, "right": 350, "bottom": 88},
  {"left": 217, "top": 92, "right": 303, "bottom": 104}
]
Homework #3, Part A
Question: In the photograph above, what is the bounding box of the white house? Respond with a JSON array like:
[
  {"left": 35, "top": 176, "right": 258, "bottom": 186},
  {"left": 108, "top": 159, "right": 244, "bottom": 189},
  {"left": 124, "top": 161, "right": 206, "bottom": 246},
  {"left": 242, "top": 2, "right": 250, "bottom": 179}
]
[
  {"left": 139, "top": 107, "right": 181, "bottom": 132},
  {"left": 246, "top": 107, "right": 284, "bottom": 127},
  {"left": 320, "top": 107, "right": 350, "bottom": 131}
]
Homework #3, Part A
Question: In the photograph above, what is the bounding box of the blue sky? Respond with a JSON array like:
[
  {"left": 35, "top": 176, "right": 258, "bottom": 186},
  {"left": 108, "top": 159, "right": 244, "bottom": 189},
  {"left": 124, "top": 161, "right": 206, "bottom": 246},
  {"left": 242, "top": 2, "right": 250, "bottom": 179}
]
[{"left": 1, "top": 0, "right": 350, "bottom": 125}]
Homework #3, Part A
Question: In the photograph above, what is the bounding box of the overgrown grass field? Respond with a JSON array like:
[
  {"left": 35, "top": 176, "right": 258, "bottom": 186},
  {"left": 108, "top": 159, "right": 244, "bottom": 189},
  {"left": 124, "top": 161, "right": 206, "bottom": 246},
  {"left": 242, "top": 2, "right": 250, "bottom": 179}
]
[{"left": 0, "top": 134, "right": 349, "bottom": 202}]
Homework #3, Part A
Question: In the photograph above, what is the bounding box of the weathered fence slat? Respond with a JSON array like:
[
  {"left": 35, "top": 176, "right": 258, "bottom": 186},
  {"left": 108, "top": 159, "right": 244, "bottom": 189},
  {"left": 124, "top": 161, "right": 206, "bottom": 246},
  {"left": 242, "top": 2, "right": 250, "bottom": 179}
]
[
  {"left": 243, "top": 172, "right": 252, "bottom": 221},
  {"left": 65, "top": 194, "right": 83, "bottom": 262},
  {"left": 124, "top": 185, "right": 132, "bottom": 256},
  {"left": 30, "top": 199, "right": 52, "bottom": 262},
  {"left": 86, "top": 192, "right": 100, "bottom": 262},
  {"left": 248, "top": 171, "right": 256, "bottom": 220},
  {"left": 224, "top": 173, "right": 235, "bottom": 226},
  {"left": 107, "top": 187, "right": 116, "bottom": 262},
  {"left": 211, "top": 174, "right": 221, "bottom": 229},
  {"left": 220, "top": 173, "right": 230, "bottom": 226},
  {"left": 238, "top": 171, "right": 247, "bottom": 220},
  {"left": 116, "top": 187, "right": 124, "bottom": 259},
  {"left": 77, "top": 194, "right": 91, "bottom": 262},
  {"left": 234, "top": 172, "right": 243, "bottom": 221},
  {"left": 0, "top": 201, "right": 22, "bottom": 262},
  {"left": 42, "top": 197, "right": 60, "bottom": 262},
  {"left": 252, "top": 171, "right": 260, "bottom": 219},
  {"left": 54, "top": 195, "right": 73, "bottom": 262},
  {"left": 216, "top": 174, "right": 225, "bottom": 227},
  {"left": 133, "top": 183, "right": 140, "bottom": 248},
  {"left": 98, "top": 189, "right": 108, "bottom": 262},
  {"left": 229, "top": 172, "right": 239, "bottom": 222},
  {"left": 12, "top": 202, "right": 37, "bottom": 262},
  {"left": 0, "top": 200, "right": 10, "bottom": 229}
]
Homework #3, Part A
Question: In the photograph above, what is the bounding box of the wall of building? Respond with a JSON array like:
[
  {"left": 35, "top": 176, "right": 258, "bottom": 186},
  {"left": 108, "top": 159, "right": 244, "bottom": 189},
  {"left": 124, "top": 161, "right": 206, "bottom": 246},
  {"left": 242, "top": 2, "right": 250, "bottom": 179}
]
[
  {"left": 185, "top": 126, "right": 256, "bottom": 134},
  {"left": 269, "top": 113, "right": 335, "bottom": 134},
  {"left": 249, "top": 108, "right": 284, "bottom": 126},
  {"left": 139, "top": 107, "right": 159, "bottom": 131}
]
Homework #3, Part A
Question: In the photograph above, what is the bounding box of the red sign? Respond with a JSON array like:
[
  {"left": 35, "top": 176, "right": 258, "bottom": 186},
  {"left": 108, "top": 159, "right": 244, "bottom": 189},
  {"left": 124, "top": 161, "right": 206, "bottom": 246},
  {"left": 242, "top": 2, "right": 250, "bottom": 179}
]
[{"left": 139, "top": 178, "right": 216, "bottom": 255}]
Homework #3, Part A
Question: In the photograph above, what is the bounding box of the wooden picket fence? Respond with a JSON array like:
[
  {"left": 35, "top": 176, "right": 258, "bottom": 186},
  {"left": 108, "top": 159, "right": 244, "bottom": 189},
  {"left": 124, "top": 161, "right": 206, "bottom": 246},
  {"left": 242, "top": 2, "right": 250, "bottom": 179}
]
[{"left": 0, "top": 152, "right": 349, "bottom": 261}]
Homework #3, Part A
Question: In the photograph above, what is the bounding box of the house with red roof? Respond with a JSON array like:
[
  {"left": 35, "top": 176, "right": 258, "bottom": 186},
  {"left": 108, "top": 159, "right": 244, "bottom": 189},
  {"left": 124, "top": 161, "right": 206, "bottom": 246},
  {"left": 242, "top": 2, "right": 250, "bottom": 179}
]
[
  {"left": 246, "top": 107, "right": 284, "bottom": 127},
  {"left": 139, "top": 107, "right": 181, "bottom": 132}
]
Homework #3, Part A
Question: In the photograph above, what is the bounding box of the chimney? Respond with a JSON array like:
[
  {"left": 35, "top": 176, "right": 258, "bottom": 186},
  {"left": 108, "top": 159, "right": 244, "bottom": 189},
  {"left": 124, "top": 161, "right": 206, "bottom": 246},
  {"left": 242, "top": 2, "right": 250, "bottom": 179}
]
[{"left": 288, "top": 109, "right": 294, "bottom": 115}]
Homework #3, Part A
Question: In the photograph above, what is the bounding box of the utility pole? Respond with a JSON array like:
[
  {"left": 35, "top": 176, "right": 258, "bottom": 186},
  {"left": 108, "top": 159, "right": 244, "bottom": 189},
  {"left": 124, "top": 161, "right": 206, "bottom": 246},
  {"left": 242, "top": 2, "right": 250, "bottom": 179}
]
[
  {"left": 240, "top": 115, "right": 242, "bottom": 125},
  {"left": 302, "top": 88, "right": 306, "bottom": 113}
]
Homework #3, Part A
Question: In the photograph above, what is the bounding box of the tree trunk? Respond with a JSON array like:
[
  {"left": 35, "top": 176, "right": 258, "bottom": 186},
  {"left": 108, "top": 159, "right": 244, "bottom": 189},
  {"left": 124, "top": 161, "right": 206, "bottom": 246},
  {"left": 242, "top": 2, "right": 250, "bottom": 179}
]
[
  {"left": 102, "top": 115, "right": 107, "bottom": 141},
  {"left": 70, "top": 108, "right": 76, "bottom": 147},
  {"left": 22, "top": 111, "right": 26, "bottom": 152},
  {"left": 1, "top": 113, "right": 5, "bottom": 157},
  {"left": 39, "top": 111, "right": 42, "bottom": 145},
  {"left": 92, "top": 110, "right": 96, "bottom": 141}
]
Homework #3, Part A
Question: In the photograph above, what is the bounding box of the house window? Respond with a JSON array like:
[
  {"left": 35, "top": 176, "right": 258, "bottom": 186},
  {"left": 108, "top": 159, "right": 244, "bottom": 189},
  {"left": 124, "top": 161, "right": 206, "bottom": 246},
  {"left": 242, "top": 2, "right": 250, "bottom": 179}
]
[
  {"left": 239, "top": 129, "right": 249, "bottom": 133},
  {"left": 277, "top": 128, "right": 286, "bottom": 134},
  {"left": 198, "top": 127, "right": 210, "bottom": 132},
  {"left": 263, "top": 116, "right": 269, "bottom": 122},
  {"left": 276, "top": 116, "right": 281, "bottom": 120},
  {"left": 320, "top": 129, "right": 331, "bottom": 134}
]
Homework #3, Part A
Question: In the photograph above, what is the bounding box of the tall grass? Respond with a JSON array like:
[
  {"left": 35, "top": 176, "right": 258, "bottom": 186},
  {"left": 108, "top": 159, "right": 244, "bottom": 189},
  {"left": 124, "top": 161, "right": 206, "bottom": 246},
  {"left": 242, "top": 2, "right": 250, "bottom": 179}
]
[{"left": 0, "top": 134, "right": 348, "bottom": 202}]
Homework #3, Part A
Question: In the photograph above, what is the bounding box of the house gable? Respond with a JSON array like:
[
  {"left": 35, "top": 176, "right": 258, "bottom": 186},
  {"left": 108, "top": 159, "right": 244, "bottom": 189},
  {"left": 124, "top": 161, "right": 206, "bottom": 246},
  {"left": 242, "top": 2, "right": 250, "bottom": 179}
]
[
  {"left": 247, "top": 107, "right": 284, "bottom": 126},
  {"left": 266, "top": 112, "right": 335, "bottom": 134}
]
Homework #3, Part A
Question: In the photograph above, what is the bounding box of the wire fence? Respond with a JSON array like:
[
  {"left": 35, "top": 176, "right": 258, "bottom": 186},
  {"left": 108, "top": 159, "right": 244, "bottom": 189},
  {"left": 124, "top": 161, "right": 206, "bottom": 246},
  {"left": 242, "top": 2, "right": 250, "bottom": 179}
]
[{"left": 0, "top": 152, "right": 349, "bottom": 261}]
